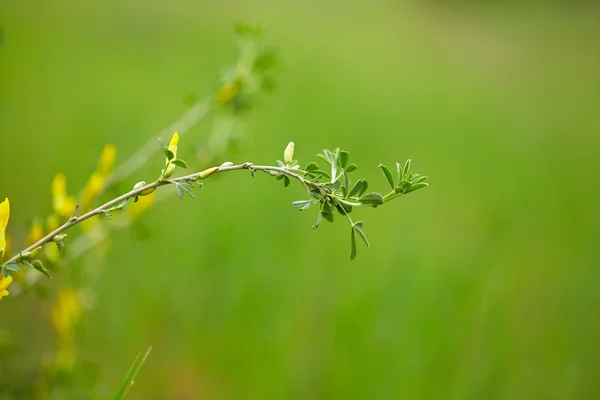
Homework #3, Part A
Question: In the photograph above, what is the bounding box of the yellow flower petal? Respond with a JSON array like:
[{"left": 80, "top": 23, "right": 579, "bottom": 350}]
[
  {"left": 166, "top": 132, "right": 179, "bottom": 163},
  {"left": 0, "top": 198, "right": 8, "bottom": 257},
  {"left": 0, "top": 198, "right": 9, "bottom": 230},
  {"left": 28, "top": 220, "right": 44, "bottom": 245},
  {"left": 80, "top": 172, "right": 104, "bottom": 210},
  {"left": 58, "top": 196, "right": 77, "bottom": 218},
  {"left": 45, "top": 243, "right": 61, "bottom": 264},
  {"left": 52, "top": 174, "right": 77, "bottom": 217},
  {"left": 168, "top": 132, "right": 179, "bottom": 150},
  {"left": 0, "top": 289, "right": 9, "bottom": 299},
  {"left": 0, "top": 275, "right": 13, "bottom": 290},
  {"left": 46, "top": 215, "right": 60, "bottom": 231},
  {"left": 128, "top": 191, "right": 156, "bottom": 221},
  {"left": 98, "top": 144, "right": 117, "bottom": 176},
  {"left": 52, "top": 174, "right": 67, "bottom": 200},
  {"left": 1, "top": 236, "right": 11, "bottom": 262},
  {"left": 52, "top": 287, "right": 82, "bottom": 338}
]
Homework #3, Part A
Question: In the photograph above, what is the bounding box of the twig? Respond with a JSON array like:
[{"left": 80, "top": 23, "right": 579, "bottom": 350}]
[{"left": 1, "top": 163, "right": 323, "bottom": 268}]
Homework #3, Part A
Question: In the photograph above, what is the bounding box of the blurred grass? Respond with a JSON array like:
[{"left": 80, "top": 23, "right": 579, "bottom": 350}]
[{"left": 1, "top": 1, "right": 600, "bottom": 399}]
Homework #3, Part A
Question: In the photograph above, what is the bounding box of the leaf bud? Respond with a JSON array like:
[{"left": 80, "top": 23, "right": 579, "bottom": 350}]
[
  {"left": 133, "top": 181, "right": 146, "bottom": 190},
  {"left": 53, "top": 234, "right": 68, "bottom": 242},
  {"left": 284, "top": 142, "right": 295, "bottom": 164},
  {"left": 198, "top": 167, "right": 219, "bottom": 179},
  {"left": 28, "top": 246, "right": 42, "bottom": 259},
  {"left": 163, "top": 163, "right": 176, "bottom": 179}
]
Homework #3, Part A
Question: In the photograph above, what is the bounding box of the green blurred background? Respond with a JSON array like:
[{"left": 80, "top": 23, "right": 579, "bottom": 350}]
[{"left": 2, "top": 1, "right": 600, "bottom": 399}]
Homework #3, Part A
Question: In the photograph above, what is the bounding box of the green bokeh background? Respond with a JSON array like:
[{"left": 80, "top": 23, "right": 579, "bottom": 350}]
[{"left": 2, "top": 1, "right": 600, "bottom": 399}]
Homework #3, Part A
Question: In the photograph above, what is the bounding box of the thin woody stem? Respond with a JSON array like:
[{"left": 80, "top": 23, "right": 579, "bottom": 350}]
[{"left": 1, "top": 163, "right": 326, "bottom": 268}]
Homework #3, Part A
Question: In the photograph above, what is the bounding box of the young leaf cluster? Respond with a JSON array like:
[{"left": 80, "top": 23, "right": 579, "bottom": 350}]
[{"left": 281, "top": 145, "right": 429, "bottom": 259}]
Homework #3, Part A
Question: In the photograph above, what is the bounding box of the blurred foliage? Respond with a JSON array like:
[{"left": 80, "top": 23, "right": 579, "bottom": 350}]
[{"left": 1, "top": 1, "right": 600, "bottom": 399}]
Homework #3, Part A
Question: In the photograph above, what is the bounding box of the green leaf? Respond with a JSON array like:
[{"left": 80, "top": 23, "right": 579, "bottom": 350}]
[
  {"left": 292, "top": 200, "right": 311, "bottom": 210},
  {"left": 339, "top": 150, "right": 349, "bottom": 168},
  {"left": 336, "top": 202, "right": 353, "bottom": 215},
  {"left": 176, "top": 185, "right": 185, "bottom": 199},
  {"left": 325, "top": 181, "right": 341, "bottom": 193},
  {"left": 378, "top": 164, "right": 395, "bottom": 190},
  {"left": 4, "top": 262, "right": 20, "bottom": 273},
  {"left": 317, "top": 153, "right": 330, "bottom": 165},
  {"left": 105, "top": 199, "right": 129, "bottom": 213},
  {"left": 358, "top": 192, "right": 384, "bottom": 206},
  {"left": 350, "top": 228, "right": 357, "bottom": 260},
  {"left": 283, "top": 175, "right": 290, "bottom": 187},
  {"left": 312, "top": 212, "right": 322, "bottom": 230},
  {"left": 179, "top": 180, "right": 195, "bottom": 189},
  {"left": 171, "top": 159, "right": 187, "bottom": 168},
  {"left": 348, "top": 179, "right": 366, "bottom": 198},
  {"left": 403, "top": 159, "right": 412, "bottom": 177},
  {"left": 359, "top": 179, "right": 368, "bottom": 196},
  {"left": 321, "top": 202, "right": 335, "bottom": 223},
  {"left": 309, "top": 188, "right": 322, "bottom": 198},
  {"left": 404, "top": 182, "right": 429, "bottom": 193},
  {"left": 157, "top": 138, "right": 175, "bottom": 161},
  {"left": 342, "top": 172, "right": 350, "bottom": 193},
  {"left": 32, "top": 260, "right": 51, "bottom": 279},
  {"left": 1, "top": 268, "right": 8, "bottom": 278},
  {"left": 176, "top": 183, "right": 195, "bottom": 199},
  {"left": 113, "top": 346, "right": 152, "bottom": 400},
  {"left": 411, "top": 175, "right": 428, "bottom": 185},
  {"left": 304, "top": 162, "right": 319, "bottom": 171},
  {"left": 352, "top": 222, "right": 370, "bottom": 247},
  {"left": 396, "top": 162, "right": 402, "bottom": 182},
  {"left": 310, "top": 170, "right": 331, "bottom": 179},
  {"left": 341, "top": 184, "right": 348, "bottom": 198},
  {"left": 345, "top": 164, "right": 357, "bottom": 173},
  {"left": 276, "top": 160, "right": 285, "bottom": 168}
]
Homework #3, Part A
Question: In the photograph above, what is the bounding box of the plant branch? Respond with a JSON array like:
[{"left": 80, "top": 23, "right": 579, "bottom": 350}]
[{"left": 1, "top": 162, "right": 324, "bottom": 268}]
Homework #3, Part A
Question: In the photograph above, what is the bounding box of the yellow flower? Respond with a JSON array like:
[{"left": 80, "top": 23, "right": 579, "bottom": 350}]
[
  {"left": 128, "top": 191, "right": 156, "bottom": 221},
  {"left": 98, "top": 144, "right": 117, "bottom": 176},
  {"left": 0, "top": 275, "right": 12, "bottom": 299},
  {"left": 2, "top": 236, "right": 11, "bottom": 262},
  {"left": 80, "top": 172, "right": 104, "bottom": 211},
  {"left": 46, "top": 214, "right": 60, "bottom": 232},
  {"left": 28, "top": 219, "right": 44, "bottom": 245},
  {"left": 52, "top": 287, "right": 82, "bottom": 340},
  {"left": 168, "top": 132, "right": 179, "bottom": 160},
  {"left": 0, "top": 198, "right": 9, "bottom": 260},
  {"left": 162, "top": 132, "right": 179, "bottom": 179},
  {"left": 52, "top": 174, "right": 77, "bottom": 217}
]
